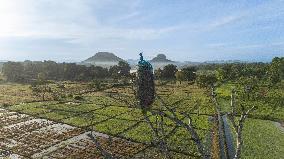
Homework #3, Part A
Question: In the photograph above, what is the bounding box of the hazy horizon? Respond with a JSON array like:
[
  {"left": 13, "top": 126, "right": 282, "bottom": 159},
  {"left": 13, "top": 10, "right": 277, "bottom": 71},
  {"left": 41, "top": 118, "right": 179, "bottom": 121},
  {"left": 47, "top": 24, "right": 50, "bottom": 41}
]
[
  {"left": 0, "top": 53, "right": 275, "bottom": 63},
  {"left": 0, "top": 0, "right": 284, "bottom": 62}
]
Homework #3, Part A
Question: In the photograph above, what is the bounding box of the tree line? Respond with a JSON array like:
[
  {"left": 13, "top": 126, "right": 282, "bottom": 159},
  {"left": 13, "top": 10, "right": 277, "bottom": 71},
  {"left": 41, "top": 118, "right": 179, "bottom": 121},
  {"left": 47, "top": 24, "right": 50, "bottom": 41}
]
[
  {"left": 1, "top": 57, "right": 283, "bottom": 86},
  {"left": 158, "top": 57, "right": 284, "bottom": 87},
  {"left": 2, "top": 60, "right": 131, "bottom": 83}
]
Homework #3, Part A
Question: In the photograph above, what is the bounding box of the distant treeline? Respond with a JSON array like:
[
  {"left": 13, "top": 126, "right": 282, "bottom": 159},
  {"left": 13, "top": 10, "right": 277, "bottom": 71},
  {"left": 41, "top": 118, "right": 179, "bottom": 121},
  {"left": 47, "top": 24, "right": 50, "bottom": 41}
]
[
  {"left": 194, "top": 57, "right": 284, "bottom": 84},
  {"left": 159, "top": 57, "right": 284, "bottom": 86},
  {"left": 1, "top": 60, "right": 130, "bottom": 83},
  {"left": 1, "top": 57, "right": 283, "bottom": 85},
  {"left": 197, "top": 62, "right": 269, "bottom": 78}
]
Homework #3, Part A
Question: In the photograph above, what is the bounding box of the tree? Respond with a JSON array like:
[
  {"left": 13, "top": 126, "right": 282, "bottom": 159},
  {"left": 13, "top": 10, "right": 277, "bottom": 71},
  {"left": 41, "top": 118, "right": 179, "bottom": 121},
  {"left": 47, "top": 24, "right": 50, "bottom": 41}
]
[
  {"left": 154, "top": 68, "right": 163, "bottom": 80},
  {"left": 31, "top": 73, "right": 51, "bottom": 101},
  {"left": 161, "top": 64, "right": 177, "bottom": 79},
  {"left": 93, "top": 66, "right": 109, "bottom": 79},
  {"left": 215, "top": 64, "right": 233, "bottom": 81},
  {"left": 280, "top": 58, "right": 284, "bottom": 79},
  {"left": 181, "top": 66, "right": 197, "bottom": 82},
  {"left": 196, "top": 73, "right": 218, "bottom": 88},
  {"left": 2, "top": 60, "right": 113, "bottom": 83},
  {"left": 268, "top": 57, "right": 284, "bottom": 84},
  {"left": 89, "top": 80, "right": 102, "bottom": 91},
  {"left": 2, "top": 62, "right": 25, "bottom": 82},
  {"left": 175, "top": 71, "right": 185, "bottom": 84},
  {"left": 109, "top": 61, "right": 131, "bottom": 80},
  {"left": 118, "top": 61, "right": 131, "bottom": 77},
  {"left": 109, "top": 65, "right": 120, "bottom": 80},
  {"left": 216, "top": 67, "right": 226, "bottom": 81},
  {"left": 211, "top": 87, "right": 255, "bottom": 159}
]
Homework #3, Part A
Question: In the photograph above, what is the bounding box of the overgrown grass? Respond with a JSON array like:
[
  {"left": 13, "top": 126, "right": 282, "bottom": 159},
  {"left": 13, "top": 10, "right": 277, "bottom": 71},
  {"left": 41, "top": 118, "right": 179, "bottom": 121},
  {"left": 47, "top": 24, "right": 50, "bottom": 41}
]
[{"left": 242, "top": 119, "right": 284, "bottom": 159}]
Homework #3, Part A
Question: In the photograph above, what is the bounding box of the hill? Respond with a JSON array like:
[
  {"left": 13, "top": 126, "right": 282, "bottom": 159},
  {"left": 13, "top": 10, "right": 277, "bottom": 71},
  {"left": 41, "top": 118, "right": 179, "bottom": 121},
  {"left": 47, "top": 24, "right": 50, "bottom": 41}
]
[
  {"left": 84, "top": 52, "right": 124, "bottom": 62},
  {"left": 149, "top": 54, "right": 178, "bottom": 69},
  {"left": 150, "top": 54, "right": 175, "bottom": 63},
  {"left": 81, "top": 52, "right": 124, "bottom": 68}
]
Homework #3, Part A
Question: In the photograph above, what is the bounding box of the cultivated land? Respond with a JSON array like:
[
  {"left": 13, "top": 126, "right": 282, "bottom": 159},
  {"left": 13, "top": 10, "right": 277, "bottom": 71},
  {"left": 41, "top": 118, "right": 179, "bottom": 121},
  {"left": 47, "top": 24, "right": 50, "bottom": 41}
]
[{"left": 0, "top": 81, "right": 283, "bottom": 158}]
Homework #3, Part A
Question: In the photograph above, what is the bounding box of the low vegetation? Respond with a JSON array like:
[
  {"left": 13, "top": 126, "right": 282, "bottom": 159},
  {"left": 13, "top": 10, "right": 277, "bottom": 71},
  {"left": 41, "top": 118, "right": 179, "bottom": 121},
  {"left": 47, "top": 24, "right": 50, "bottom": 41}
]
[{"left": 0, "top": 56, "right": 283, "bottom": 158}]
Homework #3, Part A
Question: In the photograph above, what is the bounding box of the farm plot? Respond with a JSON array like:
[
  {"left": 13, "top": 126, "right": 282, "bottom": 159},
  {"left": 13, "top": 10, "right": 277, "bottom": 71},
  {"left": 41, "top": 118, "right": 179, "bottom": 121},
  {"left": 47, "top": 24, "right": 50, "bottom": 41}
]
[
  {"left": 1, "top": 84, "right": 214, "bottom": 158},
  {"left": 0, "top": 84, "right": 41, "bottom": 105},
  {"left": 0, "top": 108, "right": 149, "bottom": 158},
  {"left": 0, "top": 111, "right": 82, "bottom": 157},
  {"left": 40, "top": 132, "right": 146, "bottom": 159},
  {"left": 1, "top": 109, "right": 165, "bottom": 158}
]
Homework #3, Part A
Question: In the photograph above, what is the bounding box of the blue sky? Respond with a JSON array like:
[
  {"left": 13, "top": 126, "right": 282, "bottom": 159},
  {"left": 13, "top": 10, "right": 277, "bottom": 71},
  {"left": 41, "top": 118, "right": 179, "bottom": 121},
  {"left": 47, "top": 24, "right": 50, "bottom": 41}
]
[{"left": 0, "top": 0, "right": 283, "bottom": 62}]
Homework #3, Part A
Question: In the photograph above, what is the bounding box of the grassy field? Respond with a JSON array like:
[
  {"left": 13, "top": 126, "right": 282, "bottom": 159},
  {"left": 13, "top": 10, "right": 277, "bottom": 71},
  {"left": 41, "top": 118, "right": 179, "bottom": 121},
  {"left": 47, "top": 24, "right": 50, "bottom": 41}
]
[
  {"left": 217, "top": 82, "right": 284, "bottom": 158},
  {"left": 242, "top": 119, "right": 284, "bottom": 159},
  {"left": 0, "top": 81, "right": 283, "bottom": 158}
]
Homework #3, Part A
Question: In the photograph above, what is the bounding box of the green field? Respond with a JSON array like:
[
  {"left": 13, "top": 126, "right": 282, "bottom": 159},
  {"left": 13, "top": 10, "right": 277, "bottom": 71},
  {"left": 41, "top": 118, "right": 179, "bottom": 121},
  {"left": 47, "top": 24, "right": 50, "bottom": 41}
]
[{"left": 0, "top": 81, "right": 283, "bottom": 158}]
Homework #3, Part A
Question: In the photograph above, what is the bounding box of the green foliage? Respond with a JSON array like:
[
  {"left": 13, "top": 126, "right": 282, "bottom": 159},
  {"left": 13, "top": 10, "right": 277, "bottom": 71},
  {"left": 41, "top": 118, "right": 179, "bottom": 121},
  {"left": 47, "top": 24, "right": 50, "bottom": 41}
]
[
  {"left": 181, "top": 66, "right": 197, "bottom": 82},
  {"left": 108, "top": 61, "right": 131, "bottom": 80},
  {"left": 218, "top": 82, "right": 284, "bottom": 121},
  {"left": 2, "top": 62, "right": 25, "bottom": 82},
  {"left": 268, "top": 57, "right": 284, "bottom": 85},
  {"left": 212, "top": 62, "right": 269, "bottom": 83},
  {"left": 74, "top": 95, "right": 84, "bottom": 101},
  {"left": 236, "top": 76, "right": 260, "bottom": 99},
  {"left": 109, "top": 65, "right": 120, "bottom": 80},
  {"left": 1, "top": 60, "right": 284, "bottom": 158},
  {"left": 118, "top": 61, "right": 131, "bottom": 77},
  {"left": 30, "top": 75, "right": 52, "bottom": 101},
  {"left": 92, "top": 66, "right": 109, "bottom": 79},
  {"left": 175, "top": 71, "right": 185, "bottom": 84},
  {"left": 2, "top": 60, "right": 111, "bottom": 83},
  {"left": 154, "top": 68, "right": 163, "bottom": 80},
  {"left": 196, "top": 73, "right": 218, "bottom": 88},
  {"left": 161, "top": 64, "right": 178, "bottom": 79},
  {"left": 89, "top": 80, "right": 102, "bottom": 90}
]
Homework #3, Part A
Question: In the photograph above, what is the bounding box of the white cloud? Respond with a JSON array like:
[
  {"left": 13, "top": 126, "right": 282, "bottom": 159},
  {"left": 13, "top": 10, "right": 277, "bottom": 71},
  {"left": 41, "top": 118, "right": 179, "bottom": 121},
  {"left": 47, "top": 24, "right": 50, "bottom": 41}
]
[
  {"left": 207, "top": 41, "right": 284, "bottom": 50},
  {"left": 0, "top": 0, "right": 181, "bottom": 41},
  {"left": 0, "top": 0, "right": 282, "bottom": 62},
  {"left": 208, "top": 15, "right": 243, "bottom": 29}
]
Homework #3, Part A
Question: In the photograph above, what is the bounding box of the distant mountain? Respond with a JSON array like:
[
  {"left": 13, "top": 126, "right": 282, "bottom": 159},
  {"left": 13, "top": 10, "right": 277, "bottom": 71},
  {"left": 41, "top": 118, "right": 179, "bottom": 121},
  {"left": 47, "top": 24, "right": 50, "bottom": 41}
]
[
  {"left": 150, "top": 54, "right": 175, "bottom": 63},
  {"left": 81, "top": 52, "right": 124, "bottom": 68},
  {"left": 84, "top": 52, "right": 124, "bottom": 63},
  {"left": 80, "top": 52, "right": 252, "bottom": 69},
  {"left": 148, "top": 54, "right": 178, "bottom": 69}
]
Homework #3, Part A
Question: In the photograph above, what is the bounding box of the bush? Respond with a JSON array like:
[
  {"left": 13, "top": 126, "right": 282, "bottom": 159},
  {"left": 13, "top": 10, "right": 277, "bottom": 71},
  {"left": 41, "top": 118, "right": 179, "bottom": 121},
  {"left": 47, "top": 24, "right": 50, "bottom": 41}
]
[
  {"left": 74, "top": 95, "right": 84, "bottom": 101},
  {"left": 2, "top": 103, "right": 10, "bottom": 107}
]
